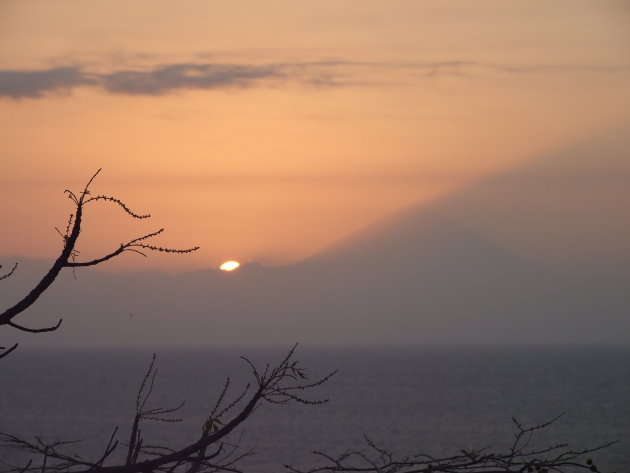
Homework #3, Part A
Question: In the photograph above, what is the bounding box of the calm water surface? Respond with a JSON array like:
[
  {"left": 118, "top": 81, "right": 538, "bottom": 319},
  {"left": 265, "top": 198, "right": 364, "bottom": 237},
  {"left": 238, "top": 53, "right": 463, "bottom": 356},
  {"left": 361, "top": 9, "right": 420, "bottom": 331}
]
[{"left": 1, "top": 345, "right": 628, "bottom": 472}]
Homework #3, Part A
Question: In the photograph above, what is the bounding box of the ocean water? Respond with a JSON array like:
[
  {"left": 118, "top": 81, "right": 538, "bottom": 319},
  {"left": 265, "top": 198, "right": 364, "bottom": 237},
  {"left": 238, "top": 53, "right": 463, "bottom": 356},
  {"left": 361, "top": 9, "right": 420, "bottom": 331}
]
[{"left": 0, "top": 345, "right": 628, "bottom": 472}]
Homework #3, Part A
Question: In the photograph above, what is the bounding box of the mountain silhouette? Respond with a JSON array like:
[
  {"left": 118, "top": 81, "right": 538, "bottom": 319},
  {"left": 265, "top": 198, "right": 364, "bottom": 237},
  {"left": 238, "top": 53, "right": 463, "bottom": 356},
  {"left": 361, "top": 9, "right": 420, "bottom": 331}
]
[
  {"left": 2, "top": 129, "right": 629, "bottom": 346},
  {"left": 433, "top": 126, "right": 630, "bottom": 277},
  {"left": 3, "top": 205, "right": 621, "bottom": 347}
]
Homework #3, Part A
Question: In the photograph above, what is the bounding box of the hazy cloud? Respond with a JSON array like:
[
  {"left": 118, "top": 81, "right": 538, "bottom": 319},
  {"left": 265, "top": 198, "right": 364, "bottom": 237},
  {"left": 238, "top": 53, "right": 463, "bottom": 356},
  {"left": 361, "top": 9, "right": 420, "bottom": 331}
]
[
  {"left": 0, "top": 63, "right": 286, "bottom": 99},
  {"left": 1, "top": 59, "right": 628, "bottom": 99},
  {"left": 100, "top": 63, "right": 283, "bottom": 95},
  {"left": 0, "top": 66, "right": 93, "bottom": 98}
]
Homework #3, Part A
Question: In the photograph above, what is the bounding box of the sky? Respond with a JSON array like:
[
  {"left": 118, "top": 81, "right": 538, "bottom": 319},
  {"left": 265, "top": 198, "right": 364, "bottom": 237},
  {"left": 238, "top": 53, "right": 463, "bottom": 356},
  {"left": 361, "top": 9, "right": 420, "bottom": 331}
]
[{"left": 1, "top": 1, "right": 629, "bottom": 271}]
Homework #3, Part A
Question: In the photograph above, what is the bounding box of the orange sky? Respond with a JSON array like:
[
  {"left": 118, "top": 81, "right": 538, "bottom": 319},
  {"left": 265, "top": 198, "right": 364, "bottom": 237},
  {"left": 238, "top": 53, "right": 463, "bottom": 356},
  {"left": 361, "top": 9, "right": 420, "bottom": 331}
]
[{"left": 1, "top": 1, "right": 629, "bottom": 270}]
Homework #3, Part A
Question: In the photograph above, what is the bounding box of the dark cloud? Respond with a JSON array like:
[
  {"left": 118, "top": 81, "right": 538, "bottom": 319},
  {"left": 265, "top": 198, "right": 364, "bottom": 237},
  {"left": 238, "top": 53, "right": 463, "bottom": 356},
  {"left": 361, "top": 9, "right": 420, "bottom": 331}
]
[
  {"left": 0, "top": 63, "right": 286, "bottom": 99},
  {"left": 100, "top": 63, "right": 283, "bottom": 95},
  {"left": 1, "top": 59, "right": 627, "bottom": 99},
  {"left": 0, "top": 66, "right": 92, "bottom": 98}
]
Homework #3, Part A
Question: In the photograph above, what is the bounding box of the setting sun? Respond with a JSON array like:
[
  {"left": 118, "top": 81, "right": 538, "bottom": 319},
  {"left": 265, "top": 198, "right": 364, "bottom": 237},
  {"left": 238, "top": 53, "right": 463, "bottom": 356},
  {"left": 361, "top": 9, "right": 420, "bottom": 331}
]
[{"left": 219, "top": 260, "right": 240, "bottom": 272}]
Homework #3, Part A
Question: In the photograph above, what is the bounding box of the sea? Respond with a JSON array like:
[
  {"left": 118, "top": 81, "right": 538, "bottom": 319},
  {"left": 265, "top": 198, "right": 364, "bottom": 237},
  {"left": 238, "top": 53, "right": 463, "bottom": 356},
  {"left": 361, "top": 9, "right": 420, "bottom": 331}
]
[{"left": 1, "top": 345, "right": 628, "bottom": 472}]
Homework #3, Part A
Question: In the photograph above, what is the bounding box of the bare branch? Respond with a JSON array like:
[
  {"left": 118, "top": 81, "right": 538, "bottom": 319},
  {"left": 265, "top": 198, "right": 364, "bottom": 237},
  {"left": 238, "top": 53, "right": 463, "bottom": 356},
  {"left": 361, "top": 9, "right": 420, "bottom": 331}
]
[
  {"left": 65, "top": 230, "right": 199, "bottom": 268},
  {"left": 0, "top": 263, "right": 18, "bottom": 281},
  {"left": 1, "top": 169, "right": 198, "bottom": 354},
  {"left": 0, "top": 169, "right": 97, "bottom": 328},
  {"left": 7, "top": 319, "right": 63, "bottom": 334},
  {"left": 0, "top": 347, "right": 335, "bottom": 473},
  {"left": 286, "top": 416, "right": 617, "bottom": 473},
  {"left": 84, "top": 195, "right": 150, "bottom": 219},
  {"left": 0, "top": 343, "right": 18, "bottom": 360}
]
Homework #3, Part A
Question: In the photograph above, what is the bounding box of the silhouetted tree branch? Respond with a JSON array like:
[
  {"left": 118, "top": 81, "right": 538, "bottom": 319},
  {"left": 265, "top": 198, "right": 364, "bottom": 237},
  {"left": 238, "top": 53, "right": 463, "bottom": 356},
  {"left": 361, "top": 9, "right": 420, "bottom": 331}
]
[
  {"left": 0, "top": 169, "right": 199, "bottom": 357},
  {"left": 0, "top": 345, "right": 336, "bottom": 473},
  {"left": 285, "top": 414, "right": 616, "bottom": 473},
  {"left": 0, "top": 263, "right": 18, "bottom": 281},
  {"left": 0, "top": 341, "right": 18, "bottom": 360}
]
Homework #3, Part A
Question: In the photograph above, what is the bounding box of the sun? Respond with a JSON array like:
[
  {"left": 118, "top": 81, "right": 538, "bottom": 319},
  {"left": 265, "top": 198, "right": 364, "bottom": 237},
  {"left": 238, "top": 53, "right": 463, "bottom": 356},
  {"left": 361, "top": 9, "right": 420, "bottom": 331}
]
[{"left": 219, "top": 260, "right": 240, "bottom": 272}]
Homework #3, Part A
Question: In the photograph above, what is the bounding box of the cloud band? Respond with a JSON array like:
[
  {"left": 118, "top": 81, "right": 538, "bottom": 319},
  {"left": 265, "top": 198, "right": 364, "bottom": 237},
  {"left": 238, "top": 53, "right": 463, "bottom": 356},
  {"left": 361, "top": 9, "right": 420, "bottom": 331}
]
[{"left": 1, "top": 60, "right": 627, "bottom": 99}]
